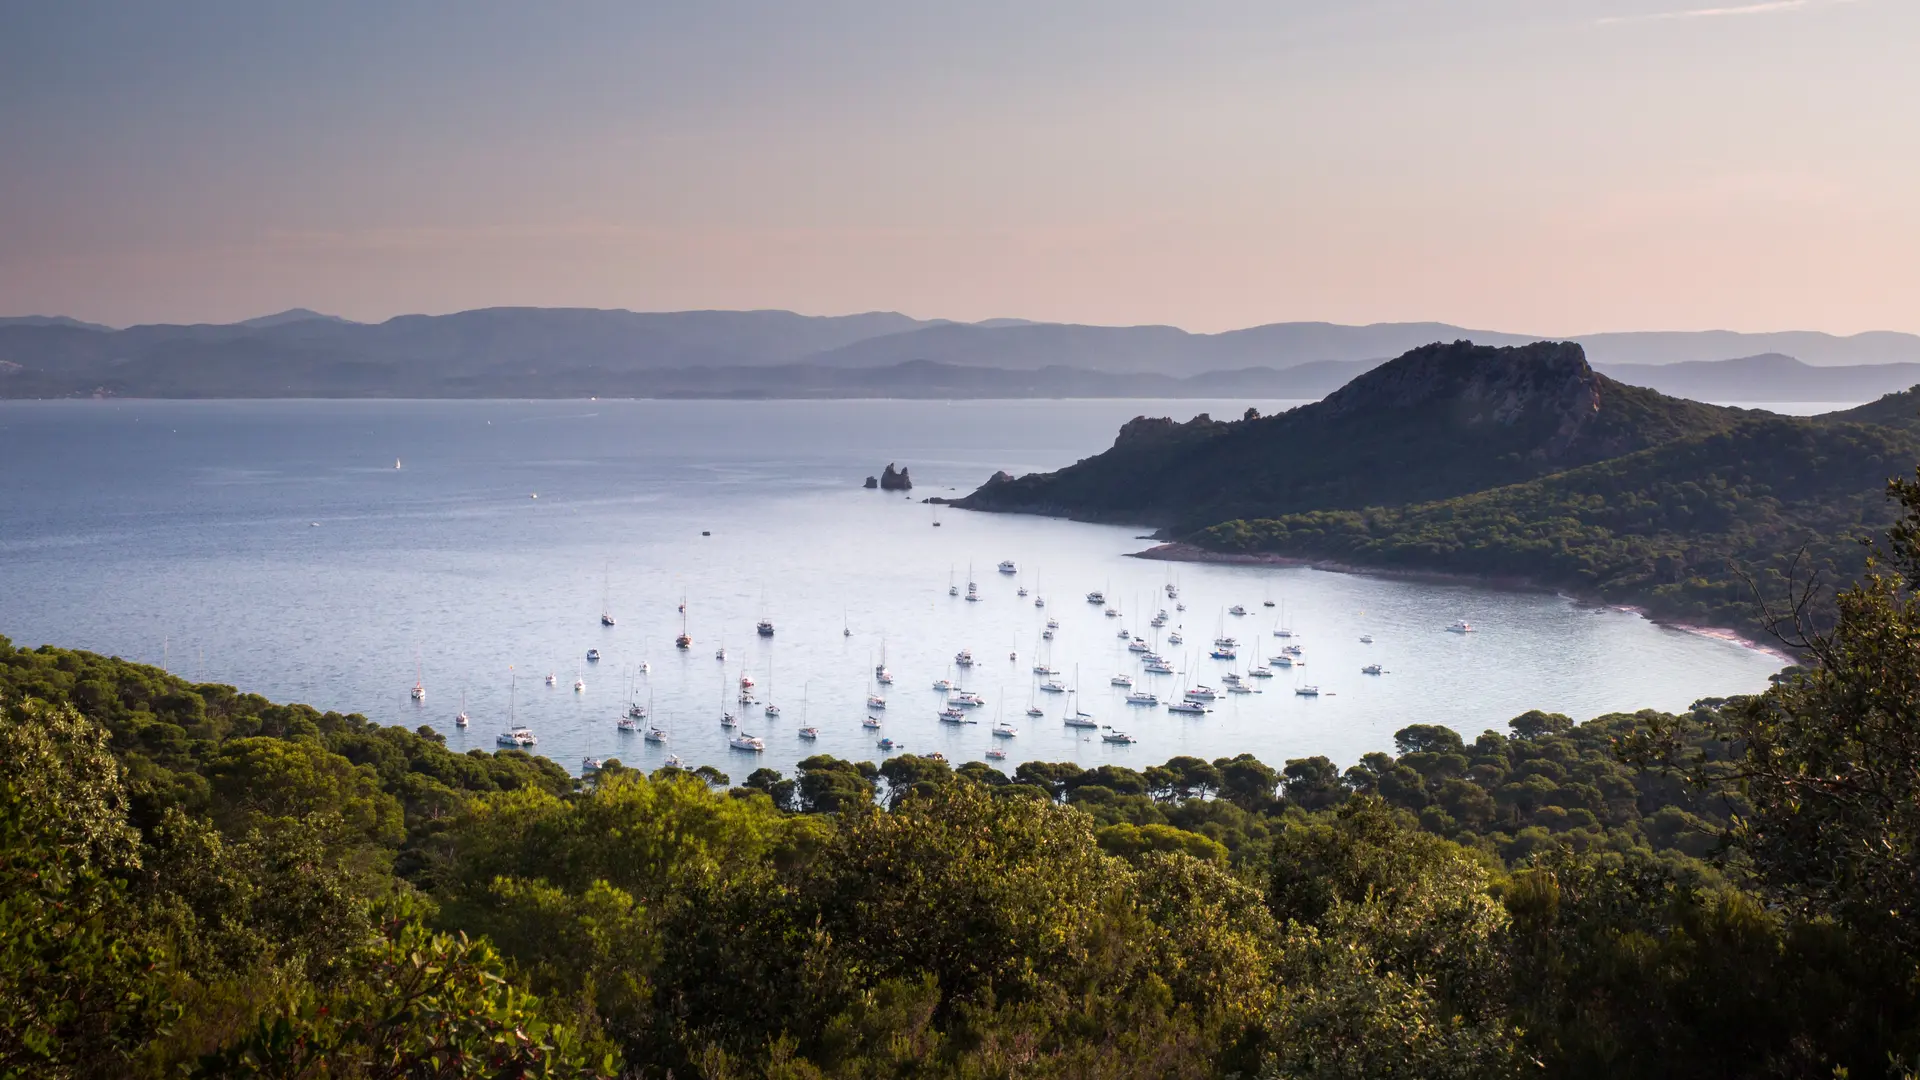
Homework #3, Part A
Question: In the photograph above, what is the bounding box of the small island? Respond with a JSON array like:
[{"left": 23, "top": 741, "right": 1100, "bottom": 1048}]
[{"left": 878, "top": 462, "right": 912, "bottom": 490}]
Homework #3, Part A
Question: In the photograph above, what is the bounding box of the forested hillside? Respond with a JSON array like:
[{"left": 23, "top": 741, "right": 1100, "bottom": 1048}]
[
  {"left": 954, "top": 341, "right": 1735, "bottom": 532},
  {"left": 1192, "top": 417, "right": 1920, "bottom": 640}
]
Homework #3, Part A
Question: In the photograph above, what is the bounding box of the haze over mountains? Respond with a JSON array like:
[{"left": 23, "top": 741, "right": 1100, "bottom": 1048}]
[{"left": 2, "top": 306, "right": 1919, "bottom": 400}]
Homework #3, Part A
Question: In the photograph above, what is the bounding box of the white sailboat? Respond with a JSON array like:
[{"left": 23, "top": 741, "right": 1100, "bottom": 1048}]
[{"left": 600, "top": 560, "right": 616, "bottom": 626}]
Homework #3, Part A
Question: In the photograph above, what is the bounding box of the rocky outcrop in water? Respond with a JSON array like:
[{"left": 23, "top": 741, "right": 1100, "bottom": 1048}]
[
  {"left": 879, "top": 463, "right": 913, "bottom": 491},
  {"left": 863, "top": 475, "right": 879, "bottom": 489}
]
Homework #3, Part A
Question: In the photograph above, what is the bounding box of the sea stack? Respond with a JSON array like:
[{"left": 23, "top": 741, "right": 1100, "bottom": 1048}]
[
  {"left": 879, "top": 463, "right": 913, "bottom": 491},
  {"left": 864, "top": 475, "right": 879, "bottom": 489}
]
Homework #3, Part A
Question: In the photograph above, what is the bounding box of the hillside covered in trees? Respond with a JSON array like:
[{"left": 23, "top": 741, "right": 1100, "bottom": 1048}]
[
  {"left": 10, "top": 458, "right": 1920, "bottom": 1078},
  {"left": 955, "top": 340, "right": 1920, "bottom": 642}
]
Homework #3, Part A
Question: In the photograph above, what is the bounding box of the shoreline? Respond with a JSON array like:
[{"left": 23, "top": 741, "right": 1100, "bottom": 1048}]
[{"left": 1129, "top": 542, "right": 1795, "bottom": 663}]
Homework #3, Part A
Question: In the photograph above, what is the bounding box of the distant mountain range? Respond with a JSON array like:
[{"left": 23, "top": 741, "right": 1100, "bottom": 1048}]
[{"left": 2, "top": 306, "right": 1918, "bottom": 398}]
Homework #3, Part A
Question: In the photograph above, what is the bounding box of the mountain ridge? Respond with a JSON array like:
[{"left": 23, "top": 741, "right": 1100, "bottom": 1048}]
[
  {"left": 5, "top": 307, "right": 1920, "bottom": 400},
  {"left": 949, "top": 340, "right": 1736, "bottom": 532}
]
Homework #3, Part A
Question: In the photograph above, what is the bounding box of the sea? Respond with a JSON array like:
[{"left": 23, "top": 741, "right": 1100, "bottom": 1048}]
[{"left": 0, "top": 397, "right": 1807, "bottom": 781}]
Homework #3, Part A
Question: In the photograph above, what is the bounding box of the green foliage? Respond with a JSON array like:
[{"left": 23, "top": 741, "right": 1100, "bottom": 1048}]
[
  {"left": 1197, "top": 417, "right": 1920, "bottom": 640},
  {"left": 0, "top": 699, "right": 175, "bottom": 1079},
  {"left": 190, "top": 910, "right": 617, "bottom": 1079}
]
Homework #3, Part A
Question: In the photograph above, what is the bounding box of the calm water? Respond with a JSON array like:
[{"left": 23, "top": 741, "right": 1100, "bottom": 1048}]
[{"left": 1, "top": 399, "right": 1786, "bottom": 780}]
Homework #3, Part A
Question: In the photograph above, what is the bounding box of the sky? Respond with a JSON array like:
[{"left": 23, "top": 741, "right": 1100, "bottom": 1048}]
[{"left": 1, "top": 0, "right": 1915, "bottom": 332}]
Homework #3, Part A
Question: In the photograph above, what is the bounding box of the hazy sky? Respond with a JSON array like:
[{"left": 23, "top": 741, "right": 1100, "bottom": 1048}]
[{"left": 2, "top": 0, "right": 1914, "bottom": 331}]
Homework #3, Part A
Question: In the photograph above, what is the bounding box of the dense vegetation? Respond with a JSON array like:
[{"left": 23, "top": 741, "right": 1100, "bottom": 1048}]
[
  {"left": 955, "top": 341, "right": 1736, "bottom": 532},
  {"left": 1196, "top": 416, "right": 1920, "bottom": 640},
  {"left": 11, "top": 471, "right": 1920, "bottom": 1076}
]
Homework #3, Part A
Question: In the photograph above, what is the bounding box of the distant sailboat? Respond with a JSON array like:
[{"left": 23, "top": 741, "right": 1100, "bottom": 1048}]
[
  {"left": 410, "top": 653, "right": 425, "bottom": 702},
  {"left": 600, "top": 561, "right": 616, "bottom": 626}
]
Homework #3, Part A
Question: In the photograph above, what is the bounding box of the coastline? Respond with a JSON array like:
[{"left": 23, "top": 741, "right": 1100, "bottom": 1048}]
[{"left": 1129, "top": 542, "right": 1795, "bottom": 664}]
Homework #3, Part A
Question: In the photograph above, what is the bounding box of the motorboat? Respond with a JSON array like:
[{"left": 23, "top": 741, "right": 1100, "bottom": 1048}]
[
  {"left": 992, "top": 722, "right": 1018, "bottom": 738},
  {"left": 1086, "top": 590, "right": 1105, "bottom": 604},
  {"left": 1362, "top": 664, "right": 1384, "bottom": 675},
  {"left": 1110, "top": 673, "right": 1133, "bottom": 687},
  {"left": 1031, "top": 664, "right": 1054, "bottom": 676},
  {"left": 1209, "top": 647, "right": 1237, "bottom": 660},
  {"left": 1125, "top": 691, "right": 1158, "bottom": 706},
  {"left": 877, "top": 737, "right": 901, "bottom": 751},
  {"left": 1229, "top": 605, "right": 1247, "bottom": 616},
  {"left": 924, "top": 752, "right": 948, "bottom": 764},
  {"left": 1046, "top": 618, "right": 1059, "bottom": 630},
  {"left": 954, "top": 649, "right": 974, "bottom": 666},
  {"left": 797, "top": 726, "right": 819, "bottom": 740},
  {"left": 664, "top": 754, "right": 685, "bottom": 769},
  {"left": 1264, "top": 600, "right": 1276, "bottom": 608},
  {"left": 715, "top": 646, "right": 726, "bottom": 661},
  {"left": 1101, "top": 731, "right": 1138, "bottom": 744},
  {"left": 602, "top": 613, "right": 616, "bottom": 627},
  {"left": 1448, "top": 619, "right": 1475, "bottom": 633},
  {"left": 998, "top": 560, "right": 1017, "bottom": 574},
  {"left": 1039, "top": 680, "right": 1067, "bottom": 694},
  {"left": 1213, "top": 636, "right": 1239, "bottom": 648},
  {"left": 1167, "top": 700, "right": 1207, "bottom": 715},
  {"left": 863, "top": 716, "right": 883, "bottom": 729},
  {"left": 1041, "top": 629, "right": 1054, "bottom": 640},
  {"left": 586, "top": 649, "right": 600, "bottom": 663},
  {"left": 729, "top": 733, "right": 766, "bottom": 752},
  {"left": 1359, "top": 634, "right": 1374, "bottom": 644},
  {"left": 1104, "top": 608, "right": 1119, "bottom": 618},
  {"left": 757, "top": 619, "right": 774, "bottom": 637},
  {"left": 1295, "top": 685, "right": 1321, "bottom": 696}
]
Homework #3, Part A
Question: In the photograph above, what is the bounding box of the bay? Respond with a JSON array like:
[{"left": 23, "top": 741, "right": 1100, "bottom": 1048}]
[{"left": 0, "top": 398, "right": 1786, "bottom": 779}]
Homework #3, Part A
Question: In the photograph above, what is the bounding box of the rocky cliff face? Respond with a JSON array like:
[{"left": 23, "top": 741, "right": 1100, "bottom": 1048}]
[
  {"left": 1313, "top": 340, "right": 1604, "bottom": 462},
  {"left": 879, "top": 463, "right": 913, "bottom": 491}
]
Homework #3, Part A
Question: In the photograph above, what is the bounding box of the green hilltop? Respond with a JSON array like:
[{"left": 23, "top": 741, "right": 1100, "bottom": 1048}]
[{"left": 956, "top": 339, "right": 1920, "bottom": 641}]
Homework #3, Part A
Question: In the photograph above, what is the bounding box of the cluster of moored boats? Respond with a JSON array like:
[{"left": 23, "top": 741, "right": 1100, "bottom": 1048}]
[{"left": 419, "top": 562, "right": 1477, "bottom": 773}]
